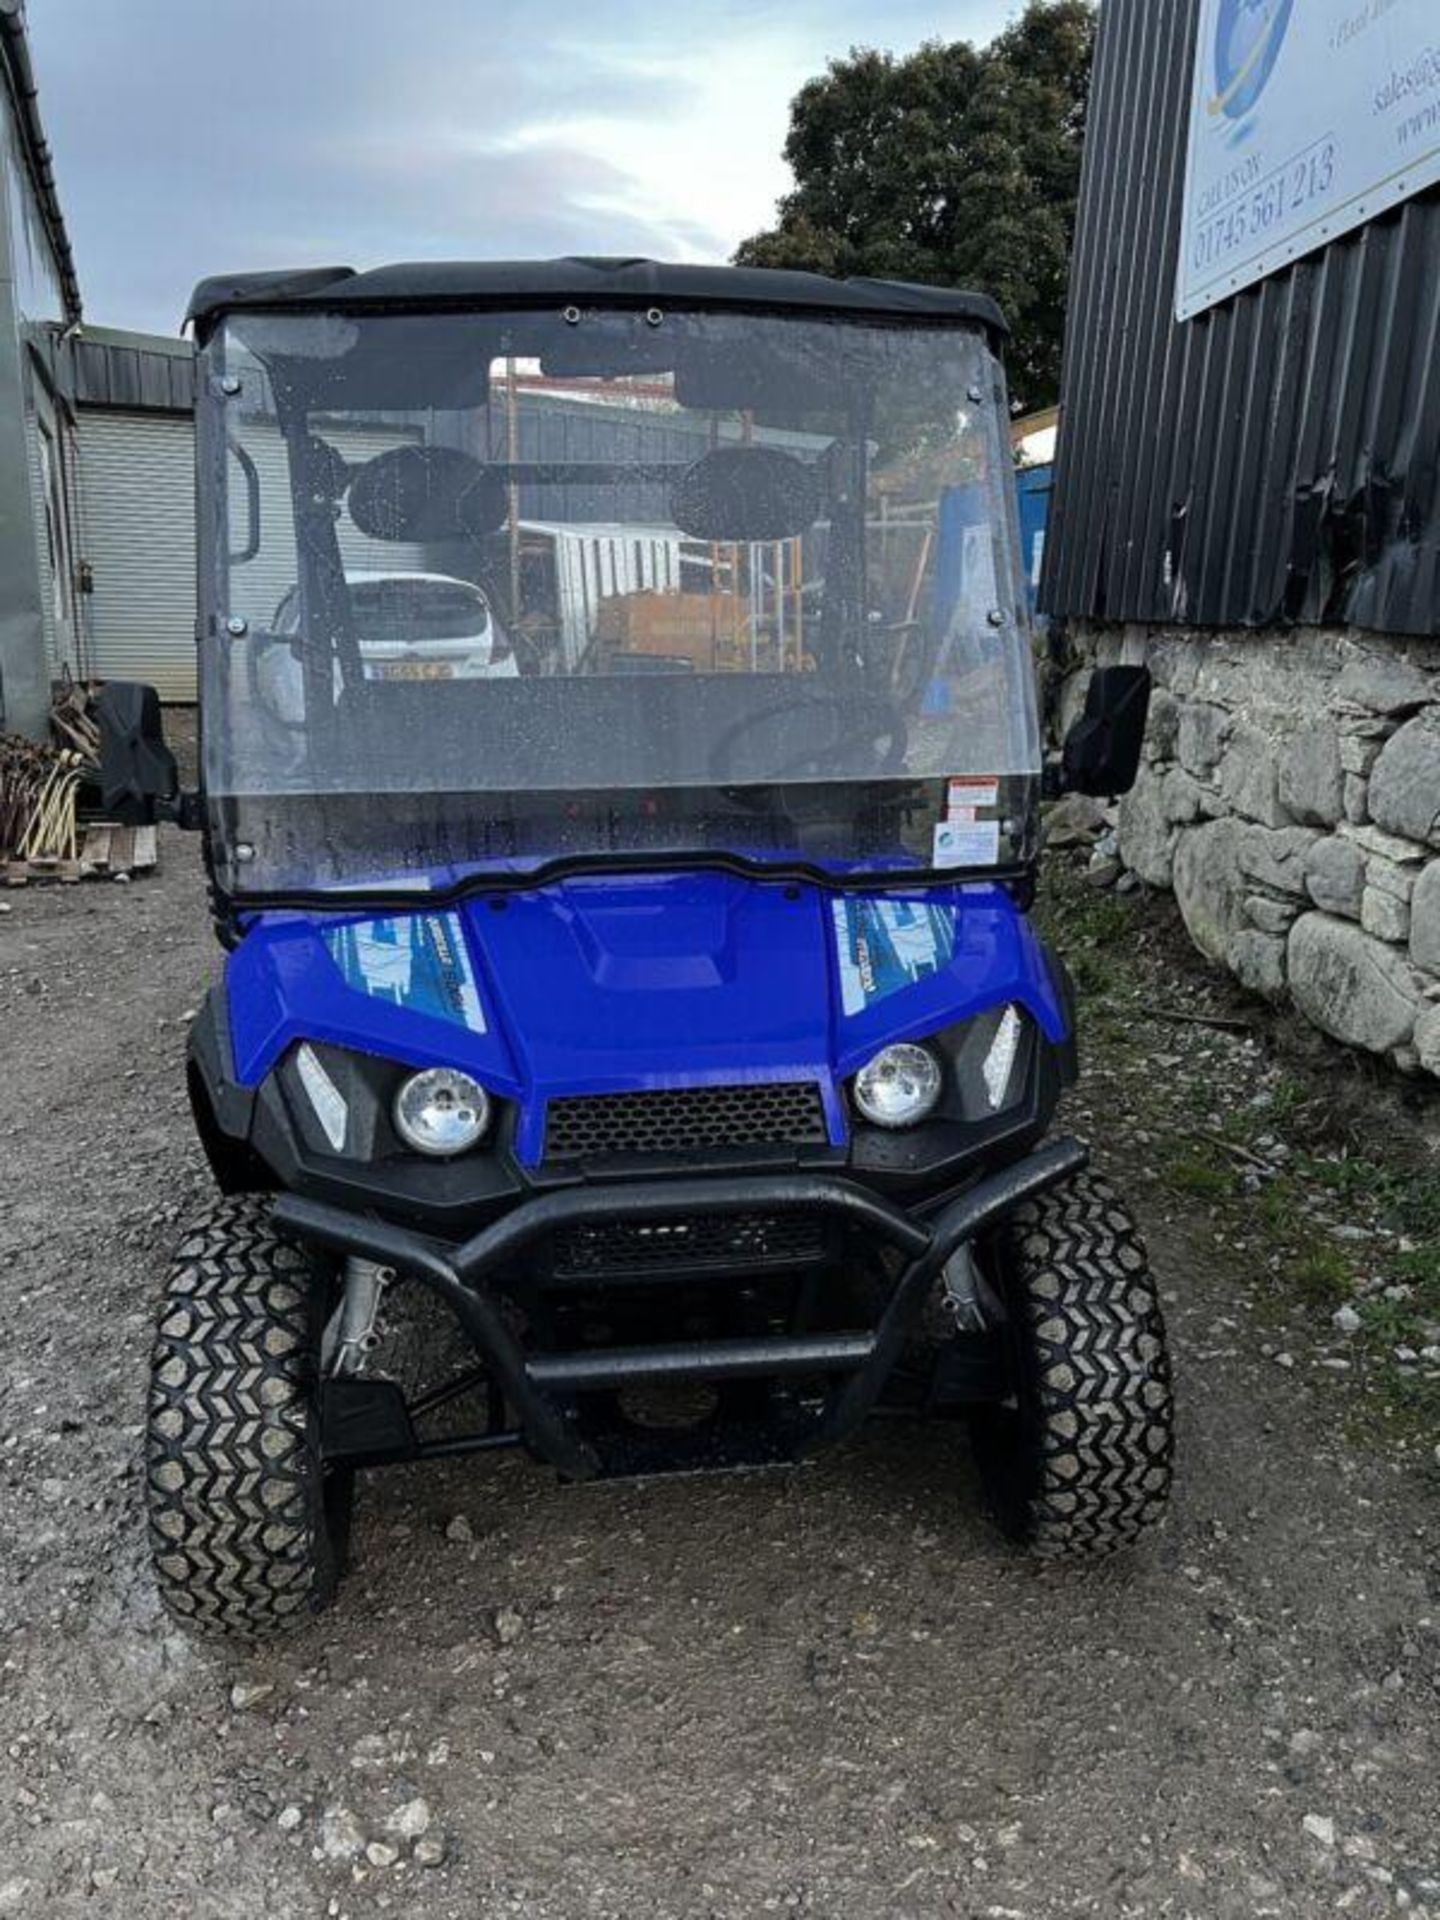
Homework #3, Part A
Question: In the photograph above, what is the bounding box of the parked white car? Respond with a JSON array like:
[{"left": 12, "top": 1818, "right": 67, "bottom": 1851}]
[{"left": 255, "top": 571, "right": 518, "bottom": 725}]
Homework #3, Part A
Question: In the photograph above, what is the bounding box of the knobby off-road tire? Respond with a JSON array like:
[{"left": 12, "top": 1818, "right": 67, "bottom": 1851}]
[
  {"left": 146, "top": 1196, "right": 352, "bottom": 1637},
  {"left": 971, "top": 1169, "right": 1173, "bottom": 1555}
]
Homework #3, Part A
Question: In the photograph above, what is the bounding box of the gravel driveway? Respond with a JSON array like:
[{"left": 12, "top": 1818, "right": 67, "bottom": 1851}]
[{"left": 0, "top": 834, "right": 1435, "bottom": 1918}]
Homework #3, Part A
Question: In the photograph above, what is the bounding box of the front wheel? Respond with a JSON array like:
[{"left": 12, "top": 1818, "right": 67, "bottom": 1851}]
[
  {"left": 146, "top": 1196, "right": 352, "bottom": 1636},
  {"left": 970, "top": 1169, "right": 1173, "bottom": 1555}
]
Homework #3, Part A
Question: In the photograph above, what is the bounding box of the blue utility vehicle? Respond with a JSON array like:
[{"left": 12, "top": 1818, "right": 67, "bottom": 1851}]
[{"left": 108, "top": 260, "right": 1169, "bottom": 1635}]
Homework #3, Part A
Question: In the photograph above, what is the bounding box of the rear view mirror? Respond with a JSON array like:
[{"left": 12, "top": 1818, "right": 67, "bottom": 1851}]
[
  {"left": 94, "top": 682, "right": 179, "bottom": 825},
  {"left": 671, "top": 446, "right": 819, "bottom": 542},
  {"left": 348, "top": 445, "right": 507, "bottom": 542},
  {"left": 1061, "top": 666, "right": 1152, "bottom": 797}
]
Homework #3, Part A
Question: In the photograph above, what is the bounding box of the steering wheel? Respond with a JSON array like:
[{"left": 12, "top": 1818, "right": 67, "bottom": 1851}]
[{"left": 707, "top": 691, "right": 908, "bottom": 784}]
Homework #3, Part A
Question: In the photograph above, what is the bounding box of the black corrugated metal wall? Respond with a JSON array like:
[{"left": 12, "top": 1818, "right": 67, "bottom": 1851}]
[{"left": 1042, "top": 0, "right": 1440, "bottom": 640}]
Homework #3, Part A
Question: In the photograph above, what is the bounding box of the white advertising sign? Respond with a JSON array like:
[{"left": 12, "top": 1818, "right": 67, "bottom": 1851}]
[{"left": 1177, "top": 0, "right": 1440, "bottom": 321}]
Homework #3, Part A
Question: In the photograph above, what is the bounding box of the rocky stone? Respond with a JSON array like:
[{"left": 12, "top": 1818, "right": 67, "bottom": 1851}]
[
  {"left": 1163, "top": 768, "right": 1208, "bottom": 824},
  {"left": 1369, "top": 712, "right": 1440, "bottom": 847},
  {"left": 365, "top": 1841, "right": 400, "bottom": 1869},
  {"left": 386, "top": 1798, "right": 432, "bottom": 1840},
  {"left": 1412, "top": 862, "right": 1440, "bottom": 976},
  {"left": 1332, "top": 1305, "right": 1362, "bottom": 1334},
  {"left": 1177, "top": 701, "right": 1232, "bottom": 777},
  {"left": 1288, "top": 915, "right": 1421, "bottom": 1056},
  {"left": 444, "top": 1514, "right": 474, "bottom": 1544},
  {"left": 1343, "top": 774, "right": 1369, "bottom": 824},
  {"left": 277, "top": 1806, "right": 303, "bottom": 1833},
  {"left": 1305, "top": 837, "right": 1365, "bottom": 919},
  {"left": 1333, "top": 651, "right": 1434, "bottom": 715},
  {"left": 493, "top": 1606, "right": 524, "bottom": 1646},
  {"left": 1056, "top": 666, "right": 1094, "bottom": 742},
  {"left": 1279, "top": 722, "right": 1345, "bottom": 826},
  {"left": 319, "top": 1806, "right": 367, "bottom": 1861},
  {"left": 1339, "top": 733, "right": 1385, "bottom": 777},
  {"left": 1045, "top": 793, "right": 1110, "bottom": 848},
  {"left": 1144, "top": 686, "right": 1181, "bottom": 761},
  {"left": 1228, "top": 930, "right": 1288, "bottom": 1000},
  {"left": 1335, "top": 709, "right": 1396, "bottom": 739},
  {"left": 414, "top": 1836, "right": 447, "bottom": 1868},
  {"left": 350, "top": 1734, "right": 393, "bottom": 1771},
  {"left": 1245, "top": 895, "right": 1300, "bottom": 937},
  {"left": 1117, "top": 760, "right": 1177, "bottom": 887},
  {"left": 1169, "top": 636, "right": 1215, "bottom": 696},
  {"left": 1302, "top": 1813, "right": 1337, "bottom": 1848},
  {"left": 1340, "top": 821, "right": 1429, "bottom": 864},
  {"left": 1416, "top": 1005, "right": 1440, "bottom": 1075},
  {"left": 1220, "top": 724, "right": 1291, "bottom": 827},
  {"left": 1173, "top": 819, "right": 1249, "bottom": 967},
  {"left": 229, "top": 1680, "right": 274, "bottom": 1711},
  {"left": 1361, "top": 888, "right": 1410, "bottom": 944},
  {"left": 1239, "top": 826, "right": 1321, "bottom": 897},
  {"left": 1085, "top": 857, "right": 1122, "bottom": 889},
  {"left": 1367, "top": 856, "right": 1418, "bottom": 902}
]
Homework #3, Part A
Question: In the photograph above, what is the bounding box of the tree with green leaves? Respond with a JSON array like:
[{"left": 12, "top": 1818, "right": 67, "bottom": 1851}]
[{"left": 736, "top": 2, "right": 1095, "bottom": 415}]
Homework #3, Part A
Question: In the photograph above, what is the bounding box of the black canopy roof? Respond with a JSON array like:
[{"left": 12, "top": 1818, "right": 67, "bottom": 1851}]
[{"left": 185, "top": 256, "right": 1006, "bottom": 341}]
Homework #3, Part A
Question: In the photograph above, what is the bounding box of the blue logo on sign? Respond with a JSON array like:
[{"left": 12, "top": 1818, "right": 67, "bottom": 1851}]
[{"left": 1211, "top": 0, "right": 1293, "bottom": 124}]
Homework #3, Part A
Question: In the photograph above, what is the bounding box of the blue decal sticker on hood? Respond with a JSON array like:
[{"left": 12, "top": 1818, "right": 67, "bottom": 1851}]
[
  {"left": 323, "top": 913, "right": 486, "bottom": 1033},
  {"left": 832, "top": 899, "right": 957, "bottom": 1016}
]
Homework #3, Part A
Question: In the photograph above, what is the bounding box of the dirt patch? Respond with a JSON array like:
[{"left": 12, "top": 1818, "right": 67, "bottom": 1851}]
[{"left": 0, "top": 836, "right": 1435, "bottom": 1918}]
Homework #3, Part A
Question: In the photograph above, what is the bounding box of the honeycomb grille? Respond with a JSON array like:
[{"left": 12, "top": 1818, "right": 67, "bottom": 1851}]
[
  {"left": 544, "top": 1082, "right": 829, "bottom": 1161},
  {"left": 551, "top": 1211, "right": 826, "bottom": 1279}
]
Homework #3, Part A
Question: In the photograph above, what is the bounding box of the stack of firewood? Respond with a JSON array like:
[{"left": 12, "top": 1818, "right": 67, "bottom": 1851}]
[{"left": 0, "top": 680, "right": 102, "bottom": 867}]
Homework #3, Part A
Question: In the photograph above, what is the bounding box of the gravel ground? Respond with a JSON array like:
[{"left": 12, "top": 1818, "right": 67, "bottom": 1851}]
[{"left": 0, "top": 833, "right": 1436, "bottom": 1919}]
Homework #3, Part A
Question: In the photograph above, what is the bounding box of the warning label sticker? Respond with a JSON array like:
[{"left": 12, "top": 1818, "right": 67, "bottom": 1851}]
[{"left": 947, "top": 776, "right": 1000, "bottom": 815}]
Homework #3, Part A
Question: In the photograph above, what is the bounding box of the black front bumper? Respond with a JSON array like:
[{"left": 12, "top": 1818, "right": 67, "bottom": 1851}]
[{"left": 274, "top": 1134, "right": 1089, "bottom": 1481}]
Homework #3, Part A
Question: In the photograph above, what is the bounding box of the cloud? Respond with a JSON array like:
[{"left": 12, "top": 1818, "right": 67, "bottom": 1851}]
[{"left": 26, "top": 0, "right": 1016, "bottom": 334}]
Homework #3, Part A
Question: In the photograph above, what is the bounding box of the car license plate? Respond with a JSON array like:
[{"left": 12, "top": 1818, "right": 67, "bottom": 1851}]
[{"left": 373, "top": 661, "right": 455, "bottom": 682}]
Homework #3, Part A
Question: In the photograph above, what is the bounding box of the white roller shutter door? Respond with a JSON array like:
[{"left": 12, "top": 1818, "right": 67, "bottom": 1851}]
[{"left": 79, "top": 410, "right": 198, "bottom": 700}]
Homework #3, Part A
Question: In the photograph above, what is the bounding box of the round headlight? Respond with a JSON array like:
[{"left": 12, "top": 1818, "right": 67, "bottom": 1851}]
[
  {"left": 394, "top": 1068, "right": 492, "bottom": 1157},
  {"left": 852, "top": 1043, "right": 943, "bottom": 1129}
]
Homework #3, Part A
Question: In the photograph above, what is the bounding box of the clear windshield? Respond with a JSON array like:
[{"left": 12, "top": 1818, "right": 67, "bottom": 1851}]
[{"left": 200, "top": 306, "right": 1039, "bottom": 894}]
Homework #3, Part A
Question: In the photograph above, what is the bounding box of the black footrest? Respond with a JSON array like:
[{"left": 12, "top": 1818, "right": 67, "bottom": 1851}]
[
  {"left": 322, "top": 1377, "right": 418, "bottom": 1467},
  {"left": 527, "top": 1332, "right": 875, "bottom": 1393}
]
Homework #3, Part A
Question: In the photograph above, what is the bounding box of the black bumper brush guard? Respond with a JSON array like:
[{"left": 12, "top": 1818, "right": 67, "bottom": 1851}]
[{"left": 274, "top": 1134, "right": 1089, "bottom": 1482}]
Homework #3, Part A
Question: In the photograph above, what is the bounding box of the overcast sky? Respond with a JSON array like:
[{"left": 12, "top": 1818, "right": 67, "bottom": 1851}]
[{"left": 27, "top": 0, "right": 1016, "bottom": 337}]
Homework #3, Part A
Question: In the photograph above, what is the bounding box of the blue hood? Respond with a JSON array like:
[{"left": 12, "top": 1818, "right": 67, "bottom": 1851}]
[{"left": 224, "top": 873, "right": 1067, "bottom": 1165}]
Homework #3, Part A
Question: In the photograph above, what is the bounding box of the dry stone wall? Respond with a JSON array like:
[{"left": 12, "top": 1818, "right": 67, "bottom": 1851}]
[{"left": 1059, "top": 626, "right": 1440, "bottom": 1078}]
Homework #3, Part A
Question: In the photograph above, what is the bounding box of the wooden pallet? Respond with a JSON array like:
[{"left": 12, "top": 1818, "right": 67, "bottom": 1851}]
[{"left": 1, "top": 822, "right": 158, "bottom": 888}]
